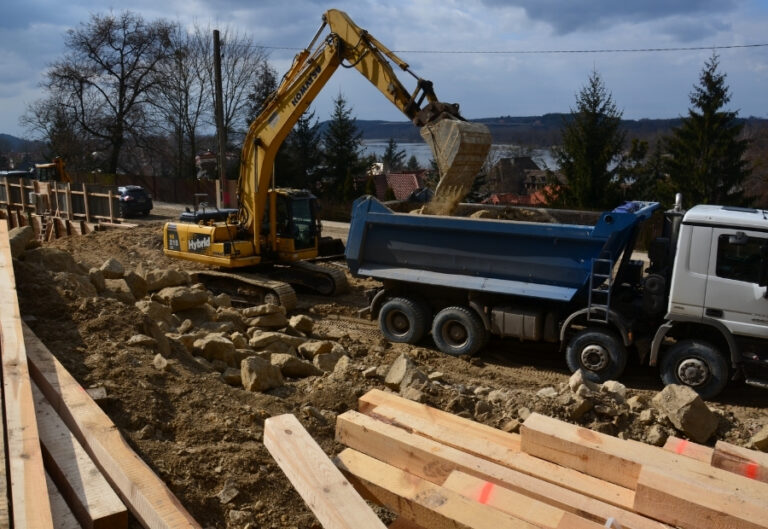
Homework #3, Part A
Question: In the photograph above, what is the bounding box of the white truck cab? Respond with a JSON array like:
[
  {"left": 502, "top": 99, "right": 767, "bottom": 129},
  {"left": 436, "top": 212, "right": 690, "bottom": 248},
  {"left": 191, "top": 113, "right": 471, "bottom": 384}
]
[{"left": 651, "top": 204, "right": 768, "bottom": 397}]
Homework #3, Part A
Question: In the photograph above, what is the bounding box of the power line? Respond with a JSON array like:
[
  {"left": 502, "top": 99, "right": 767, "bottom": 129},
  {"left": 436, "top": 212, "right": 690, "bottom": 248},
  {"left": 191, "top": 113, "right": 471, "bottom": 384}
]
[{"left": 250, "top": 42, "right": 768, "bottom": 54}]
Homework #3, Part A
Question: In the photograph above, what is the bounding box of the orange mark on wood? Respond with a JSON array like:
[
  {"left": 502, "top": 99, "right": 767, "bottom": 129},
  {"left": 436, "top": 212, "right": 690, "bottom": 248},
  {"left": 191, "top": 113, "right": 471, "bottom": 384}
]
[
  {"left": 675, "top": 439, "right": 689, "bottom": 455},
  {"left": 744, "top": 461, "right": 759, "bottom": 480},
  {"left": 477, "top": 481, "right": 494, "bottom": 504}
]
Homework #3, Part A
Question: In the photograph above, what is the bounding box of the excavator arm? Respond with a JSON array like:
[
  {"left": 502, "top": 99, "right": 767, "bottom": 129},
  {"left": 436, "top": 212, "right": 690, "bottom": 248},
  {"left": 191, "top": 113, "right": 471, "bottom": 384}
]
[{"left": 239, "top": 9, "right": 491, "bottom": 250}]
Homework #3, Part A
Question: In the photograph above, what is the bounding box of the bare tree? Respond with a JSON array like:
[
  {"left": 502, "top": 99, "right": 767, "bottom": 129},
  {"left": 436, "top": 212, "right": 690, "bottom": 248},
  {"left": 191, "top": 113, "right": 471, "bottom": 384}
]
[{"left": 44, "top": 11, "right": 174, "bottom": 174}]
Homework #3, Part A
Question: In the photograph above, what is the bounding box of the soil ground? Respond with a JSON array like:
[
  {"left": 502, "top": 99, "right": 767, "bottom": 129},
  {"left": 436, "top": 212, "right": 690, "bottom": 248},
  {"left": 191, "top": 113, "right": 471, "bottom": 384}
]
[{"left": 14, "top": 204, "right": 768, "bottom": 529}]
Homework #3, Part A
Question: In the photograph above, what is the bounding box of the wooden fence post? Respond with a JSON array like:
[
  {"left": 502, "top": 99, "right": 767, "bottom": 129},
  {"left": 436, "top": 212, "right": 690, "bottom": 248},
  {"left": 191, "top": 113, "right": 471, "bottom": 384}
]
[
  {"left": 82, "top": 183, "right": 91, "bottom": 223},
  {"left": 108, "top": 190, "right": 114, "bottom": 223},
  {"left": 65, "top": 182, "right": 73, "bottom": 220}
]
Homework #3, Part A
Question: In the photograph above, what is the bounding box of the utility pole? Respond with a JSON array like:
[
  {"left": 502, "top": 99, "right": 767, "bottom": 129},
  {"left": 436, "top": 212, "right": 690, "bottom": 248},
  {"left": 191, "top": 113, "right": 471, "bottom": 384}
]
[{"left": 213, "top": 29, "right": 228, "bottom": 208}]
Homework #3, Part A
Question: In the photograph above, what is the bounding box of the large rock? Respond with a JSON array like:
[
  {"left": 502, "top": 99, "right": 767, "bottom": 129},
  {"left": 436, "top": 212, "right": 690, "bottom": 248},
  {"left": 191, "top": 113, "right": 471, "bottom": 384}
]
[
  {"left": 193, "top": 334, "right": 237, "bottom": 364},
  {"left": 135, "top": 300, "right": 178, "bottom": 329},
  {"left": 247, "top": 312, "right": 288, "bottom": 328},
  {"left": 88, "top": 268, "right": 106, "bottom": 293},
  {"left": 298, "top": 340, "right": 334, "bottom": 359},
  {"left": 174, "top": 304, "right": 217, "bottom": 327},
  {"left": 104, "top": 279, "right": 136, "bottom": 304},
  {"left": 568, "top": 369, "right": 600, "bottom": 394},
  {"left": 242, "top": 304, "right": 285, "bottom": 317},
  {"left": 241, "top": 356, "right": 284, "bottom": 392},
  {"left": 249, "top": 332, "right": 306, "bottom": 350},
  {"left": 156, "top": 286, "right": 210, "bottom": 312},
  {"left": 123, "top": 271, "right": 148, "bottom": 300},
  {"left": 143, "top": 319, "right": 171, "bottom": 356},
  {"left": 384, "top": 354, "right": 427, "bottom": 390},
  {"left": 216, "top": 307, "right": 247, "bottom": 331},
  {"left": 100, "top": 258, "right": 124, "bottom": 279},
  {"left": 313, "top": 351, "right": 343, "bottom": 372},
  {"left": 652, "top": 384, "right": 719, "bottom": 443},
  {"left": 9, "top": 226, "right": 35, "bottom": 258},
  {"left": 271, "top": 353, "right": 322, "bottom": 378},
  {"left": 289, "top": 314, "right": 314, "bottom": 334},
  {"left": 751, "top": 424, "right": 768, "bottom": 451},
  {"left": 143, "top": 268, "right": 189, "bottom": 292},
  {"left": 23, "top": 247, "right": 86, "bottom": 274}
]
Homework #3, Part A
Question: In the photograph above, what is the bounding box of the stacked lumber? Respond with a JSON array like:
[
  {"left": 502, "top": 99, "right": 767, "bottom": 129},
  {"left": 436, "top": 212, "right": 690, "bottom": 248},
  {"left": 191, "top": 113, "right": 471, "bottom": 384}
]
[
  {"left": 331, "top": 389, "right": 768, "bottom": 529},
  {"left": 1, "top": 222, "right": 200, "bottom": 529}
]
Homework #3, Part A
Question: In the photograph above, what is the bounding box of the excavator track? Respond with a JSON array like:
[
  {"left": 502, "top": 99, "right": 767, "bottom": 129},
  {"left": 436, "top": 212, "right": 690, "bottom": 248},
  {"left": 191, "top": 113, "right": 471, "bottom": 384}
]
[
  {"left": 271, "top": 260, "right": 350, "bottom": 296},
  {"left": 190, "top": 270, "right": 298, "bottom": 311}
]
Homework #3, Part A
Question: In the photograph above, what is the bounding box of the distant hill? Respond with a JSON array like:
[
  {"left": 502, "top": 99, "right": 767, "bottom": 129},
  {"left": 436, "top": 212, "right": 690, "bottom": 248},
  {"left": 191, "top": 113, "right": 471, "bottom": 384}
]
[
  {"left": 0, "top": 133, "right": 37, "bottom": 151},
  {"left": 348, "top": 115, "right": 768, "bottom": 147}
]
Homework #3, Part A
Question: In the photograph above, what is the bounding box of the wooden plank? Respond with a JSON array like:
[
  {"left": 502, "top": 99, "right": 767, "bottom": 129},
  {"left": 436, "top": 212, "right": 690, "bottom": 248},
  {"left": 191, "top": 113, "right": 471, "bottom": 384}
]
[
  {"left": 263, "top": 414, "right": 386, "bottom": 529},
  {"left": 335, "top": 448, "right": 540, "bottom": 529},
  {"left": 359, "top": 389, "right": 521, "bottom": 451},
  {"left": 367, "top": 402, "right": 633, "bottom": 509},
  {"left": 0, "top": 222, "right": 54, "bottom": 528},
  {"left": 82, "top": 183, "right": 91, "bottom": 223},
  {"left": 0, "top": 353, "right": 8, "bottom": 529},
  {"left": 712, "top": 440, "right": 768, "bottom": 483},
  {"left": 23, "top": 322, "right": 201, "bottom": 529},
  {"left": 46, "top": 472, "right": 83, "bottom": 529},
  {"left": 442, "top": 470, "right": 604, "bottom": 529},
  {"left": 520, "top": 412, "right": 768, "bottom": 501},
  {"left": 634, "top": 464, "right": 768, "bottom": 529},
  {"left": 33, "top": 383, "right": 127, "bottom": 529},
  {"left": 662, "top": 436, "right": 714, "bottom": 463},
  {"left": 389, "top": 517, "right": 427, "bottom": 529},
  {"left": 335, "top": 411, "right": 671, "bottom": 529}
]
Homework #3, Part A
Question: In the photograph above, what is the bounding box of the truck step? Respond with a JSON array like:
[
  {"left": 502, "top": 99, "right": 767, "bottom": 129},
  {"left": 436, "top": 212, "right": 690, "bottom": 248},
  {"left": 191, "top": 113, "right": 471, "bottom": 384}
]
[{"left": 745, "top": 378, "right": 768, "bottom": 390}]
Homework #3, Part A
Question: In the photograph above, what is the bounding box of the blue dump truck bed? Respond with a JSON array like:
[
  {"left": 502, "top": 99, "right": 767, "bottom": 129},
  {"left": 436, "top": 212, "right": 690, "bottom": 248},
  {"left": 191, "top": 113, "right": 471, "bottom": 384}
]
[{"left": 345, "top": 197, "right": 660, "bottom": 302}]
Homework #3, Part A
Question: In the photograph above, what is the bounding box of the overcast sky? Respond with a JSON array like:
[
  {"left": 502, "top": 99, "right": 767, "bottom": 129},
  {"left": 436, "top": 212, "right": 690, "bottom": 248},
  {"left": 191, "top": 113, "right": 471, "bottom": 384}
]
[{"left": 1, "top": 0, "right": 767, "bottom": 139}]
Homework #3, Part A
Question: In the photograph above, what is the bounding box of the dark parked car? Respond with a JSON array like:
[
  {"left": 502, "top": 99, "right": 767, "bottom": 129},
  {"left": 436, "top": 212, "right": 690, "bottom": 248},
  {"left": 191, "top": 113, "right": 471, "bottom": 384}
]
[{"left": 118, "top": 185, "right": 153, "bottom": 217}]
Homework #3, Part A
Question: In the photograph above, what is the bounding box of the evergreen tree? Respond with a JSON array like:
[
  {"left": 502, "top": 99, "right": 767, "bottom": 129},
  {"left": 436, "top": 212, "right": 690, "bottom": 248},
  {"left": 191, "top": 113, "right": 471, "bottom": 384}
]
[
  {"left": 382, "top": 137, "right": 406, "bottom": 173},
  {"left": 664, "top": 54, "right": 751, "bottom": 205},
  {"left": 281, "top": 109, "right": 322, "bottom": 189},
  {"left": 364, "top": 175, "right": 377, "bottom": 196},
  {"left": 247, "top": 62, "right": 278, "bottom": 122},
  {"left": 406, "top": 154, "right": 420, "bottom": 171},
  {"left": 322, "top": 93, "right": 367, "bottom": 197},
  {"left": 550, "top": 70, "right": 625, "bottom": 209}
]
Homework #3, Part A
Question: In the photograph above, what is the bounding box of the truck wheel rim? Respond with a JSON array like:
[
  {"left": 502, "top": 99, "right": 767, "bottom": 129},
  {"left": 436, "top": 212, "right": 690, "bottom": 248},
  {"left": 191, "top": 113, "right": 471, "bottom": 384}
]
[
  {"left": 581, "top": 344, "right": 608, "bottom": 371},
  {"left": 443, "top": 321, "right": 468, "bottom": 346},
  {"left": 387, "top": 312, "right": 410, "bottom": 336},
  {"left": 677, "top": 358, "right": 709, "bottom": 387}
]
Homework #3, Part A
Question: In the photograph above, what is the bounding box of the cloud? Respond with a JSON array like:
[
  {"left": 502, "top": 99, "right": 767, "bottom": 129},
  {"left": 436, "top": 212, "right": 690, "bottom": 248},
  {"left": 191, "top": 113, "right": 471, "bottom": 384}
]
[{"left": 482, "top": 0, "right": 741, "bottom": 35}]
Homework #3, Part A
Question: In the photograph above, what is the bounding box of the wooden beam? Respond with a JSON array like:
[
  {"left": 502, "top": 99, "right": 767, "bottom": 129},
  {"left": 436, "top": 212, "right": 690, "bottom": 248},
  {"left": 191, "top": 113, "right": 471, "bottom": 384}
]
[
  {"left": 263, "top": 414, "right": 386, "bottom": 529},
  {"left": 520, "top": 412, "right": 768, "bottom": 501},
  {"left": 367, "top": 402, "right": 633, "bottom": 509},
  {"left": 389, "top": 517, "right": 427, "bottom": 529},
  {"left": 662, "top": 436, "right": 714, "bottom": 463},
  {"left": 0, "top": 222, "right": 54, "bottom": 529},
  {"left": 712, "top": 440, "right": 768, "bottom": 483},
  {"left": 335, "top": 411, "right": 670, "bottom": 529},
  {"left": 634, "top": 464, "right": 768, "bottom": 529},
  {"left": 335, "top": 448, "right": 540, "bottom": 529},
  {"left": 0, "top": 354, "right": 8, "bottom": 529},
  {"left": 33, "top": 383, "right": 127, "bottom": 529},
  {"left": 442, "top": 470, "right": 604, "bottom": 529},
  {"left": 23, "top": 322, "right": 202, "bottom": 529},
  {"left": 359, "top": 389, "right": 521, "bottom": 452},
  {"left": 46, "top": 472, "right": 83, "bottom": 529}
]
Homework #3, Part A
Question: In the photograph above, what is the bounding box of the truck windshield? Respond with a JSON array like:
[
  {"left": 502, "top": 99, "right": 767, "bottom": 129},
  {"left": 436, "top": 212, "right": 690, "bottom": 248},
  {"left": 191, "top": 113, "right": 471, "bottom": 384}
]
[{"left": 716, "top": 234, "right": 766, "bottom": 284}]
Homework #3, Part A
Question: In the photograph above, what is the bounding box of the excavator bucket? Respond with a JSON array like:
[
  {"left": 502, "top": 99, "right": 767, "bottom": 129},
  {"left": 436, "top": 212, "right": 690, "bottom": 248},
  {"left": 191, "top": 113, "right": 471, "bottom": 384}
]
[{"left": 420, "top": 118, "right": 491, "bottom": 214}]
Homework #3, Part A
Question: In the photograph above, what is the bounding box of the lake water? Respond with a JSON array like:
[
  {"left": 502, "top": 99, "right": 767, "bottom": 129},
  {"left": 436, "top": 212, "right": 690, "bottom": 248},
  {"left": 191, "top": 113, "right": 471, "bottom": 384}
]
[{"left": 362, "top": 140, "right": 556, "bottom": 170}]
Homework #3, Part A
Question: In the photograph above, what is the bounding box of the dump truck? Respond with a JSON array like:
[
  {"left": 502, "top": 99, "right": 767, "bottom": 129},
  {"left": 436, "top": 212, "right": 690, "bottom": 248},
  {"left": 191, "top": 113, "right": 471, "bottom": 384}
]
[{"left": 345, "top": 194, "right": 768, "bottom": 399}]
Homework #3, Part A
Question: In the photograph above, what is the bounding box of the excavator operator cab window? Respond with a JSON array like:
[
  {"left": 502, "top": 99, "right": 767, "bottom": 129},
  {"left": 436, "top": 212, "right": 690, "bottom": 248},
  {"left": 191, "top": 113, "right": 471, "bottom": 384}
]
[{"left": 289, "top": 197, "right": 318, "bottom": 250}]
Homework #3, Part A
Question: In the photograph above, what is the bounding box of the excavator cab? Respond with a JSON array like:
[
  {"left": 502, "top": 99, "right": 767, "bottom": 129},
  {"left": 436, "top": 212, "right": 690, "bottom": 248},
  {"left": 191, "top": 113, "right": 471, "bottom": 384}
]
[{"left": 264, "top": 190, "right": 321, "bottom": 256}]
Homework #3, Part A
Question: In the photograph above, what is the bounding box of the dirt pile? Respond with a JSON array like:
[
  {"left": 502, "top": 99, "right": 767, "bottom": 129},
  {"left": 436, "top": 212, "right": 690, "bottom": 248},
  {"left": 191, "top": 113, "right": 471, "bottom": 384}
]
[{"left": 10, "top": 222, "right": 768, "bottom": 529}]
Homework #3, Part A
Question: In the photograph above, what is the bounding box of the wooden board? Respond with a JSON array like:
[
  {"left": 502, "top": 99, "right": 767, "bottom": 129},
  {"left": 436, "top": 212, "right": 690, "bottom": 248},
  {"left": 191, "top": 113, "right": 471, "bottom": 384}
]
[
  {"left": 520, "top": 412, "right": 768, "bottom": 502},
  {"left": 712, "top": 440, "right": 768, "bottom": 483},
  {"left": 46, "top": 472, "right": 83, "bottom": 529},
  {"left": 335, "top": 410, "right": 670, "bottom": 529},
  {"left": 0, "top": 352, "right": 8, "bottom": 529},
  {"left": 359, "top": 389, "right": 521, "bottom": 451},
  {"left": 442, "top": 470, "right": 604, "bottom": 529},
  {"left": 634, "top": 464, "right": 768, "bottom": 529},
  {"left": 335, "top": 448, "right": 540, "bottom": 529},
  {"left": 23, "top": 322, "right": 201, "bottom": 529},
  {"left": 0, "top": 222, "right": 54, "bottom": 528},
  {"left": 366, "top": 402, "right": 633, "bottom": 509},
  {"left": 33, "top": 383, "right": 127, "bottom": 529},
  {"left": 263, "top": 414, "right": 386, "bottom": 529},
  {"left": 389, "top": 518, "right": 427, "bottom": 529},
  {"left": 662, "top": 436, "right": 714, "bottom": 463}
]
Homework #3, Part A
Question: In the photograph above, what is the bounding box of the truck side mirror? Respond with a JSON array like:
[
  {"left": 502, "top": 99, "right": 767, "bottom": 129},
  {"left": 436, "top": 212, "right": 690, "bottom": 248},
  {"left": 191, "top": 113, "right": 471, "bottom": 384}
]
[{"left": 729, "top": 231, "right": 748, "bottom": 245}]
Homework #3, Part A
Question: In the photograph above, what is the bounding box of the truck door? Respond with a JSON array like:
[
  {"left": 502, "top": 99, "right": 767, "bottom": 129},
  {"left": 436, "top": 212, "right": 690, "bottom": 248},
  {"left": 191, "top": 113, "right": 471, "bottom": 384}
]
[{"left": 704, "top": 228, "right": 768, "bottom": 338}]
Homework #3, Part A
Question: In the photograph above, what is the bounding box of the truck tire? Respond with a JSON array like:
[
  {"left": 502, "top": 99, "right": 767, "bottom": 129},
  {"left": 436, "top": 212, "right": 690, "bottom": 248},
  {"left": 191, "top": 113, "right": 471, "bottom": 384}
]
[
  {"left": 379, "top": 297, "right": 429, "bottom": 344},
  {"left": 660, "top": 340, "right": 728, "bottom": 400},
  {"left": 565, "top": 329, "right": 627, "bottom": 382},
  {"left": 431, "top": 306, "right": 486, "bottom": 357}
]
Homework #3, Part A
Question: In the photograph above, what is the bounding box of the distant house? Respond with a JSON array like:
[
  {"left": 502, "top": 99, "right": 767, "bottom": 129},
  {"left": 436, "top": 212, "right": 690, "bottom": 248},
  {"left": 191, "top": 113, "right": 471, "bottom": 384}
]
[
  {"left": 487, "top": 156, "right": 541, "bottom": 195},
  {"left": 372, "top": 170, "right": 430, "bottom": 201},
  {"left": 483, "top": 187, "right": 551, "bottom": 206}
]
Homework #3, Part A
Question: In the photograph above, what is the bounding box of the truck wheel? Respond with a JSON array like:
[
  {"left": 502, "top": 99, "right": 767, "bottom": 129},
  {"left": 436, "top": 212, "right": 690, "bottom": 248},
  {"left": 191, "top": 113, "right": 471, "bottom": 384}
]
[
  {"left": 431, "top": 306, "right": 486, "bottom": 357},
  {"left": 379, "top": 297, "right": 429, "bottom": 344},
  {"left": 565, "top": 329, "right": 627, "bottom": 382},
  {"left": 660, "top": 340, "right": 728, "bottom": 400}
]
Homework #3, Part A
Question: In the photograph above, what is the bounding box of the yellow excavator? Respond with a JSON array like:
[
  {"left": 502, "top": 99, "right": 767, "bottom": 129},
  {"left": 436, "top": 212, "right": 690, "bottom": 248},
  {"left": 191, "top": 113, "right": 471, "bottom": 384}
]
[
  {"left": 34, "top": 157, "right": 72, "bottom": 183},
  {"left": 163, "top": 9, "right": 491, "bottom": 310}
]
